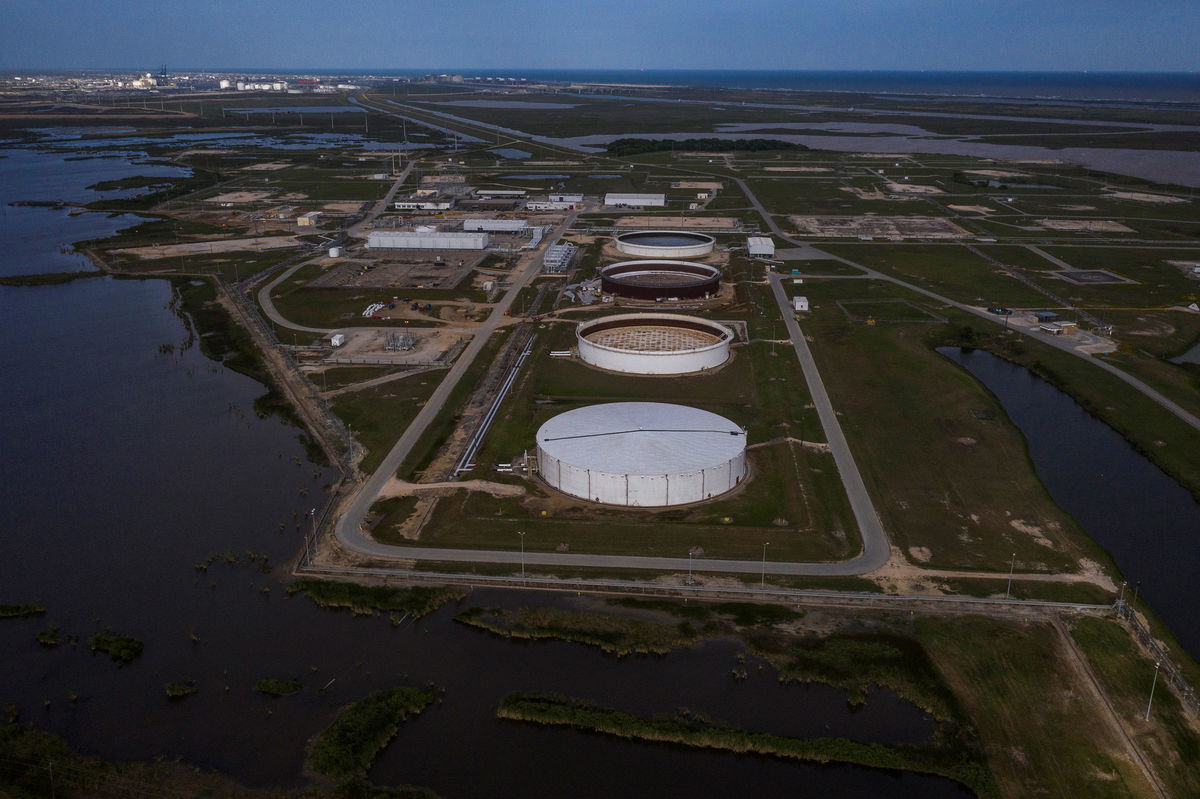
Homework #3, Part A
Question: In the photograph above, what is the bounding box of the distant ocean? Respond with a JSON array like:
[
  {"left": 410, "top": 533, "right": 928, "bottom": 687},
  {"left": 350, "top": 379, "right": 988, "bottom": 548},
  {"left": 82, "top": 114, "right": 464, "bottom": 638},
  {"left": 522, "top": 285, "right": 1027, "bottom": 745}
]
[{"left": 264, "top": 69, "right": 1200, "bottom": 105}]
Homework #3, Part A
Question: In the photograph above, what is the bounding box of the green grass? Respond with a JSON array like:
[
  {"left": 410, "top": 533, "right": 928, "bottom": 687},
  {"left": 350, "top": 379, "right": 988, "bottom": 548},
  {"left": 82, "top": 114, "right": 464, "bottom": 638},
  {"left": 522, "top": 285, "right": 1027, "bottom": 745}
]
[
  {"left": 820, "top": 244, "right": 1053, "bottom": 307},
  {"left": 916, "top": 616, "right": 1158, "bottom": 799},
  {"left": 496, "top": 692, "right": 995, "bottom": 797},
  {"left": 35, "top": 626, "right": 61, "bottom": 648},
  {"left": 801, "top": 280, "right": 1098, "bottom": 572},
  {"left": 308, "top": 687, "right": 435, "bottom": 780},
  {"left": 288, "top": 579, "right": 465, "bottom": 618},
  {"left": 329, "top": 374, "right": 441, "bottom": 474},
  {"left": 88, "top": 631, "right": 143, "bottom": 665},
  {"left": 0, "top": 604, "right": 46, "bottom": 619},
  {"left": 398, "top": 330, "right": 512, "bottom": 480},
  {"left": 0, "top": 271, "right": 106, "bottom": 287},
  {"left": 1069, "top": 617, "right": 1200, "bottom": 799},
  {"left": 455, "top": 606, "right": 703, "bottom": 656},
  {"left": 254, "top": 678, "right": 303, "bottom": 697},
  {"left": 366, "top": 496, "right": 422, "bottom": 545},
  {"left": 164, "top": 680, "right": 199, "bottom": 700},
  {"left": 936, "top": 578, "right": 1114, "bottom": 605}
]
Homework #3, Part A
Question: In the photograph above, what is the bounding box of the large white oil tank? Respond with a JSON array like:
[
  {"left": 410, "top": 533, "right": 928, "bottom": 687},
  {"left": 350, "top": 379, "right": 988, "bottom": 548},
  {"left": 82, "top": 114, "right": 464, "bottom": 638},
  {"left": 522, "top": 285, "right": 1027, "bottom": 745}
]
[
  {"left": 536, "top": 402, "right": 747, "bottom": 507},
  {"left": 328, "top": 246, "right": 342, "bottom": 258},
  {"left": 576, "top": 314, "right": 733, "bottom": 375}
]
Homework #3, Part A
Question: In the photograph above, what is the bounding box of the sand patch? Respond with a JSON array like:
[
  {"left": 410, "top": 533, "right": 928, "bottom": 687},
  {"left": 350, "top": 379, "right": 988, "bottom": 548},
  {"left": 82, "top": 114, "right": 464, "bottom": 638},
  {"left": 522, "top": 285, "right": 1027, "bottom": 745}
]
[
  {"left": 962, "top": 169, "right": 1031, "bottom": 178},
  {"left": 1104, "top": 191, "right": 1187, "bottom": 204},
  {"left": 1010, "top": 519, "right": 1057, "bottom": 550},
  {"left": 789, "top": 215, "right": 972, "bottom": 239},
  {"left": 948, "top": 205, "right": 993, "bottom": 214},
  {"left": 840, "top": 186, "right": 890, "bottom": 201},
  {"left": 242, "top": 162, "right": 291, "bottom": 171},
  {"left": 671, "top": 181, "right": 724, "bottom": 190},
  {"left": 908, "top": 546, "right": 932, "bottom": 563},
  {"left": 885, "top": 182, "right": 944, "bottom": 195}
]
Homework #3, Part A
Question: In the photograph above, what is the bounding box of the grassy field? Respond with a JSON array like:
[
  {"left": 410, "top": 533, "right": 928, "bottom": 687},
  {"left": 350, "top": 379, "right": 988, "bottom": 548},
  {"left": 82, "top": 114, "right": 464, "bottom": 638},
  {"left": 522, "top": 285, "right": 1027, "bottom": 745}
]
[
  {"left": 801, "top": 278, "right": 1105, "bottom": 572},
  {"left": 820, "top": 243, "right": 1053, "bottom": 307},
  {"left": 329, "top": 374, "right": 441, "bottom": 474},
  {"left": 1069, "top": 617, "right": 1200, "bottom": 799},
  {"left": 916, "top": 616, "right": 1159, "bottom": 799}
]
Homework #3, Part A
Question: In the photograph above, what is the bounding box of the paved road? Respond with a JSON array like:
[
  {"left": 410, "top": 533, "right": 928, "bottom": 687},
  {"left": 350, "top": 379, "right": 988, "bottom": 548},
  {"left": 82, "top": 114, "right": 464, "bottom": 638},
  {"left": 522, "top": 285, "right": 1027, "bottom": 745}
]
[
  {"left": 767, "top": 273, "right": 892, "bottom": 572},
  {"left": 258, "top": 161, "right": 417, "bottom": 336},
  {"left": 735, "top": 176, "right": 1200, "bottom": 432},
  {"left": 333, "top": 212, "right": 578, "bottom": 556}
]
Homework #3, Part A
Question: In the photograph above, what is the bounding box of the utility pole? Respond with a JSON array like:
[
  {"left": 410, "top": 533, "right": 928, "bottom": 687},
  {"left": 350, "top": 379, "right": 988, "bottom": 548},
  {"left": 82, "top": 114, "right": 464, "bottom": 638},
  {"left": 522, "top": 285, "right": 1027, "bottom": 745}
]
[
  {"left": 1005, "top": 552, "right": 1016, "bottom": 599},
  {"left": 1144, "top": 661, "right": 1161, "bottom": 721},
  {"left": 518, "top": 531, "right": 526, "bottom": 578},
  {"left": 761, "top": 542, "right": 769, "bottom": 588}
]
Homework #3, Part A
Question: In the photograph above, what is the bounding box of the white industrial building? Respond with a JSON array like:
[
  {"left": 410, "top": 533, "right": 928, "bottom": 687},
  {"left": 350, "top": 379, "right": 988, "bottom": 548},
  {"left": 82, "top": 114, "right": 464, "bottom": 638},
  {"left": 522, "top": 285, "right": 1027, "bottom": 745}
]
[
  {"left": 296, "top": 211, "right": 322, "bottom": 227},
  {"left": 604, "top": 193, "right": 666, "bottom": 208},
  {"left": 792, "top": 296, "right": 809, "bottom": 312},
  {"left": 550, "top": 193, "right": 584, "bottom": 203},
  {"left": 367, "top": 231, "right": 489, "bottom": 250},
  {"left": 395, "top": 200, "right": 453, "bottom": 211},
  {"left": 463, "top": 218, "right": 528, "bottom": 232},
  {"left": 536, "top": 402, "right": 747, "bottom": 507},
  {"left": 576, "top": 314, "right": 733, "bottom": 375},
  {"left": 527, "top": 200, "right": 576, "bottom": 211},
  {"left": 476, "top": 189, "right": 527, "bottom": 198},
  {"left": 747, "top": 237, "right": 775, "bottom": 257}
]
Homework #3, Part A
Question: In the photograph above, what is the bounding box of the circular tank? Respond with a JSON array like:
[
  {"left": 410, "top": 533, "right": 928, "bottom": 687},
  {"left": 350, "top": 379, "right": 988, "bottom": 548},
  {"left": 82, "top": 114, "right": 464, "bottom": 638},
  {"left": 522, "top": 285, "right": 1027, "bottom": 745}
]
[
  {"left": 576, "top": 313, "right": 733, "bottom": 375},
  {"left": 614, "top": 230, "right": 716, "bottom": 258},
  {"left": 536, "top": 402, "right": 747, "bottom": 507},
  {"left": 599, "top": 260, "right": 721, "bottom": 301}
]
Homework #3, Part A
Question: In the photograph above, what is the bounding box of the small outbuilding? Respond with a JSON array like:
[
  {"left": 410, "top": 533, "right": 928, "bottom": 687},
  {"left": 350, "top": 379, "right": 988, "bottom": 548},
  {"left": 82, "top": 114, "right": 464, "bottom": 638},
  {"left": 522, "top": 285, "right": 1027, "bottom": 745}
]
[
  {"left": 747, "top": 237, "right": 775, "bottom": 258},
  {"left": 792, "top": 296, "right": 809, "bottom": 312}
]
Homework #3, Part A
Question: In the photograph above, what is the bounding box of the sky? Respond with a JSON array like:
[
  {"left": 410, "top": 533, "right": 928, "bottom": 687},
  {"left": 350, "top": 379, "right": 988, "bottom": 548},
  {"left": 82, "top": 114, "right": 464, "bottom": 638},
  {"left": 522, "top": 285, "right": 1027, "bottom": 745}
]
[{"left": 1, "top": 0, "right": 1197, "bottom": 72}]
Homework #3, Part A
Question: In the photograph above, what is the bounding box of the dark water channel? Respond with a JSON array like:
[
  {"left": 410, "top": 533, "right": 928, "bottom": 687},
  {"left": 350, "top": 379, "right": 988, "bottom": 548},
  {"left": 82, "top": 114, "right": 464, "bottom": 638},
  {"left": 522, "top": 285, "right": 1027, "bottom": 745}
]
[
  {"left": 941, "top": 348, "right": 1200, "bottom": 657},
  {"left": 0, "top": 146, "right": 970, "bottom": 797}
]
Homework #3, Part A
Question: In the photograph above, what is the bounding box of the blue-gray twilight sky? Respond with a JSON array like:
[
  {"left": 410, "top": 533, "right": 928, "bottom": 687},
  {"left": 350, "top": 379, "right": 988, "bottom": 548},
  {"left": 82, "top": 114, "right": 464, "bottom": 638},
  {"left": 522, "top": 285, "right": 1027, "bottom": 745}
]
[{"left": 1, "top": 0, "right": 1197, "bottom": 72}]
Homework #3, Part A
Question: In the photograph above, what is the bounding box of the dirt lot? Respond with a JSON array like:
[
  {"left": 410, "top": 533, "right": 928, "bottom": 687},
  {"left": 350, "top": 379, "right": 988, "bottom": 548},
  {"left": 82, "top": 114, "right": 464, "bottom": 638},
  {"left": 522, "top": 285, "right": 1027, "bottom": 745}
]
[
  {"left": 1037, "top": 219, "right": 1135, "bottom": 233},
  {"left": 112, "top": 235, "right": 302, "bottom": 259},
  {"left": 962, "top": 169, "right": 1031, "bottom": 178},
  {"left": 885, "top": 182, "right": 944, "bottom": 195},
  {"left": 207, "top": 191, "right": 277, "bottom": 204},
  {"left": 242, "top": 162, "right": 291, "bottom": 171},
  {"left": 614, "top": 216, "right": 740, "bottom": 229},
  {"left": 762, "top": 166, "right": 832, "bottom": 172},
  {"left": 331, "top": 328, "right": 468, "bottom": 363},
  {"left": 948, "top": 205, "right": 994, "bottom": 214},
  {"left": 671, "top": 181, "right": 724, "bottom": 190},
  {"left": 788, "top": 215, "right": 973, "bottom": 239}
]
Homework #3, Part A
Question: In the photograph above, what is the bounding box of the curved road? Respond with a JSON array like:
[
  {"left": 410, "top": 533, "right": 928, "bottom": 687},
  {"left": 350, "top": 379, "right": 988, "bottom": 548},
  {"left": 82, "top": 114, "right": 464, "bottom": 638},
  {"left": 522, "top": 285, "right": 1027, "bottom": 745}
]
[{"left": 734, "top": 176, "right": 1200, "bottom": 432}]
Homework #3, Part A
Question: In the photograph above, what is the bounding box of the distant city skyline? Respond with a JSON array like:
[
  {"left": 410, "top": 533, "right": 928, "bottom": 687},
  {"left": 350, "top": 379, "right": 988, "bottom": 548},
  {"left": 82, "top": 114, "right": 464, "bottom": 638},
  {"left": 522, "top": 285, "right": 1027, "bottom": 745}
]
[{"left": 1, "top": 0, "right": 1197, "bottom": 72}]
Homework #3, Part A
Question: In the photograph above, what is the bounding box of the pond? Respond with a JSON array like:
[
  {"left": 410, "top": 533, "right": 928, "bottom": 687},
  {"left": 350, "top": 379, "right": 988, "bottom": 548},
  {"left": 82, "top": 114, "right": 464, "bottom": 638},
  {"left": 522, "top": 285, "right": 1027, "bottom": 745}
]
[{"left": 941, "top": 347, "right": 1200, "bottom": 657}]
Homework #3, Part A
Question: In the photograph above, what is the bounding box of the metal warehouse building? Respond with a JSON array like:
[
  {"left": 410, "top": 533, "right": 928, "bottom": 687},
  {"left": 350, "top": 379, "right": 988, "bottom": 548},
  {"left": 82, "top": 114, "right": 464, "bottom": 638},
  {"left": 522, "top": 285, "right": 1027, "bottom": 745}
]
[
  {"left": 604, "top": 193, "right": 666, "bottom": 208},
  {"left": 367, "top": 231, "right": 489, "bottom": 250},
  {"left": 463, "top": 218, "right": 528, "bottom": 232},
  {"left": 536, "top": 402, "right": 747, "bottom": 507},
  {"left": 747, "top": 236, "right": 775, "bottom": 257}
]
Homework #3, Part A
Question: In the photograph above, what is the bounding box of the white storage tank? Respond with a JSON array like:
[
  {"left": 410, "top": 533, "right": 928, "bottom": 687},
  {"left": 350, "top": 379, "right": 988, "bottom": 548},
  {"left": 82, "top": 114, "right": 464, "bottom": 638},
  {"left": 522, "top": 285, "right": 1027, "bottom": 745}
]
[
  {"left": 328, "top": 246, "right": 342, "bottom": 258},
  {"left": 576, "top": 314, "right": 733, "bottom": 375},
  {"left": 536, "top": 402, "right": 747, "bottom": 507},
  {"left": 614, "top": 230, "right": 716, "bottom": 258}
]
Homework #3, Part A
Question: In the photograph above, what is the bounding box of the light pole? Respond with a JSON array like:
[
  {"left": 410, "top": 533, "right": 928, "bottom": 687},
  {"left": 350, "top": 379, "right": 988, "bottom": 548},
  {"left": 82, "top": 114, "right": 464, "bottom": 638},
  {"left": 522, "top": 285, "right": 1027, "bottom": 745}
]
[
  {"left": 518, "top": 531, "right": 525, "bottom": 579},
  {"left": 1005, "top": 552, "right": 1016, "bottom": 599},
  {"left": 1145, "top": 661, "right": 1161, "bottom": 722},
  {"left": 687, "top": 550, "right": 694, "bottom": 585},
  {"left": 761, "top": 542, "right": 770, "bottom": 588}
]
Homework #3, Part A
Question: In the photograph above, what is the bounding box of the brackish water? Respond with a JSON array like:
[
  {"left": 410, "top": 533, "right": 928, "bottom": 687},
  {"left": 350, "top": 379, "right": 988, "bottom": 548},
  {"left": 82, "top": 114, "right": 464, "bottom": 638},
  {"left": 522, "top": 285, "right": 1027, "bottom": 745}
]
[
  {"left": 0, "top": 140, "right": 970, "bottom": 797},
  {"left": 942, "top": 348, "right": 1200, "bottom": 656}
]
